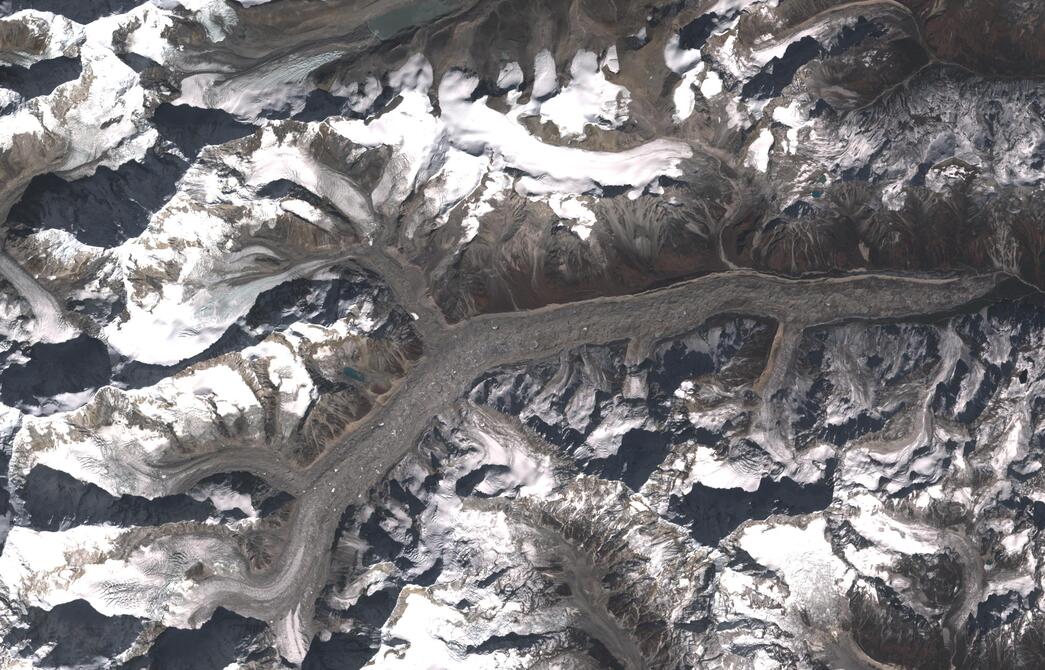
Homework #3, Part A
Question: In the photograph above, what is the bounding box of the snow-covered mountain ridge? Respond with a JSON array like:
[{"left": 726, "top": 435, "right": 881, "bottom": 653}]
[{"left": 1, "top": 0, "right": 1044, "bottom": 668}]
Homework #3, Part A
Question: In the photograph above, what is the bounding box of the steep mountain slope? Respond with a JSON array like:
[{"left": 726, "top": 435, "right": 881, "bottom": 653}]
[{"left": 1, "top": 1, "right": 1043, "bottom": 668}]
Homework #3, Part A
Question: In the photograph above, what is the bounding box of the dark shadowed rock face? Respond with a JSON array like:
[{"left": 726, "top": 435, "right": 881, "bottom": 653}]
[
  {"left": 3, "top": 600, "right": 144, "bottom": 668},
  {"left": 585, "top": 429, "right": 671, "bottom": 491},
  {"left": 301, "top": 632, "right": 377, "bottom": 670},
  {"left": 19, "top": 465, "right": 218, "bottom": 530},
  {"left": 0, "top": 335, "right": 110, "bottom": 411},
  {"left": 8, "top": 153, "right": 186, "bottom": 246},
  {"left": 195, "top": 470, "right": 296, "bottom": 517},
  {"left": 7, "top": 104, "right": 254, "bottom": 248},
  {"left": 0, "top": 56, "right": 81, "bottom": 101},
  {"left": 671, "top": 469, "right": 835, "bottom": 546},
  {"left": 129, "top": 609, "right": 271, "bottom": 670},
  {"left": 152, "top": 104, "right": 257, "bottom": 158},
  {"left": 0, "top": 0, "right": 145, "bottom": 22},
  {"left": 741, "top": 36, "right": 821, "bottom": 100}
]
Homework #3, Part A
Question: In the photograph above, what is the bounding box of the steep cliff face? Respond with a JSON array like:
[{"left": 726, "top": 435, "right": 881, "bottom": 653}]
[{"left": 1, "top": 1, "right": 1043, "bottom": 668}]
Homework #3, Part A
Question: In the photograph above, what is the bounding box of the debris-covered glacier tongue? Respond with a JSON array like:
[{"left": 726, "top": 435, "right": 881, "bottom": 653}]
[{"left": 1, "top": 0, "right": 1044, "bottom": 668}]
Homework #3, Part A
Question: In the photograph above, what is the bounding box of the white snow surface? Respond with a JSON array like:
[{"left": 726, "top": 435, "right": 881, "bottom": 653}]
[
  {"left": 0, "top": 11, "right": 84, "bottom": 67},
  {"left": 324, "top": 53, "right": 687, "bottom": 245},
  {"left": 673, "top": 62, "right": 704, "bottom": 122},
  {"left": 0, "top": 525, "right": 245, "bottom": 627},
  {"left": 438, "top": 68, "right": 690, "bottom": 197},
  {"left": 456, "top": 169, "right": 511, "bottom": 243},
  {"left": 365, "top": 586, "right": 532, "bottom": 670},
  {"left": 9, "top": 335, "right": 317, "bottom": 498},
  {"left": 727, "top": 516, "right": 854, "bottom": 637},
  {"left": 0, "top": 40, "right": 157, "bottom": 181},
  {"left": 531, "top": 49, "right": 558, "bottom": 99},
  {"left": 189, "top": 483, "right": 258, "bottom": 517},
  {"left": 664, "top": 33, "right": 702, "bottom": 75},
  {"left": 537, "top": 50, "right": 630, "bottom": 139},
  {"left": 496, "top": 61, "right": 525, "bottom": 90},
  {"left": 549, "top": 194, "right": 598, "bottom": 239},
  {"left": 176, "top": 49, "right": 345, "bottom": 119},
  {"left": 150, "top": 0, "right": 237, "bottom": 42},
  {"left": 745, "top": 128, "right": 774, "bottom": 172}
]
